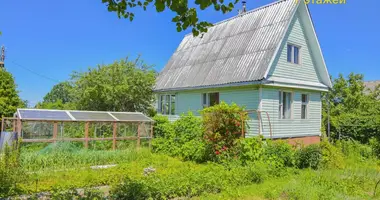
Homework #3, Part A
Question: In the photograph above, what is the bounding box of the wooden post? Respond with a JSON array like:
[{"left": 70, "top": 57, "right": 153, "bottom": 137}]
[
  {"left": 53, "top": 122, "right": 58, "bottom": 143},
  {"left": 1, "top": 117, "right": 4, "bottom": 132},
  {"left": 137, "top": 122, "right": 141, "bottom": 148},
  {"left": 113, "top": 122, "right": 117, "bottom": 150},
  {"left": 149, "top": 122, "right": 154, "bottom": 149},
  {"left": 13, "top": 119, "right": 16, "bottom": 132},
  {"left": 16, "top": 118, "right": 22, "bottom": 138},
  {"left": 84, "top": 122, "right": 89, "bottom": 149}
]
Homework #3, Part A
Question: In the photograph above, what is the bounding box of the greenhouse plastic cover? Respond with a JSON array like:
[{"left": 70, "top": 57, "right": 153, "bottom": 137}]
[{"left": 16, "top": 109, "right": 153, "bottom": 122}]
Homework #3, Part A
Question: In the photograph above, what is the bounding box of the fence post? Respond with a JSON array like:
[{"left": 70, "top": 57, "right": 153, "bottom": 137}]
[
  {"left": 16, "top": 118, "right": 22, "bottom": 138},
  {"left": 13, "top": 119, "right": 16, "bottom": 132},
  {"left": 149, "top": 122, "right": 154, "bottom": 149},
  {"left": 113, "top": 122, "right": 117, "bottom": 150},
  {"left": 84, "top": 122, "right": 89, "bottom": 149},
  {"left": 137, "top": 122, "right": 141, "bottom": 148},
  {"left": 53, "top": 122, "right": 58, "bottom": 143}
]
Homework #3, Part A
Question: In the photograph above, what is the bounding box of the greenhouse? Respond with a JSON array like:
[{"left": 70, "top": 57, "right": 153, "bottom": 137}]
[{"left": 1, "top": 108, "right": 154, "bottom": 150}]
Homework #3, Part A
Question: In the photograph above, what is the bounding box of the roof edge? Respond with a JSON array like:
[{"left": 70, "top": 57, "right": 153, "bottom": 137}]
[{"left": 263, "top": 0, "right": 300, "bottom": 79}]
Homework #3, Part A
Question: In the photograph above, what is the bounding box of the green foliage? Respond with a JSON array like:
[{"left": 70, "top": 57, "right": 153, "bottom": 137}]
[
  {"left": 320, "top": 141, "right": 345, "bottom": 169},
  {"left": 152, "top": 112, "right": 206, "bottom": 162},
  {"left": 102, "top": 0, "right": 239, "bottom": 36},
  {"left": 0, "top": 141, "right": 26, "bottom": 197},
  {"left": 295, "top": 144, "right": 322, "bottom": 170},
  {"left": 323, "top": 73, "right": 380, "bottom": 143},
  {"left": 0, "top": 69, "right": 25, "bottom": 118},
  {"left": 336, "top": 139, "right": 373, "bottom": 159},
  {"left": 201, "top": 102, "right": 248, "bottom": 162},
  {"left": 264, "top": 140, "right": 295, "bottom": 168},
  {"left": 72, "top": 57, "right": 156, "bottom": 113},
  {"left": 35, "top": 81, "right": 76, "bottom": 109},
  {"left": 236, "top": 137, "right": 264, "bottom": 164}
]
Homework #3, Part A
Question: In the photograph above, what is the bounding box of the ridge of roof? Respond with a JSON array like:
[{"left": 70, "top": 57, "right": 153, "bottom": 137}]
[{"left": 185, "top": 0, "right": 289, "bottom": 37}]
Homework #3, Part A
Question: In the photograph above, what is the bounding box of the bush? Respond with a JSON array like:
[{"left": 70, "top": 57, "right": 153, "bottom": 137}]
[
  {"left": 295, "top": 144, "right": 322, "bottom": 169},
  {"left": 201, "top": 102, "right": 248, "bottom": 162},
  {"left": 236, "top": 137, "right": 264, "bottom": 164},
  {"left": 336, "top": 139, "right": 373, "bottom": 159},
  {"left": 152, "top": 112, "right": 207, "bottom": 162},
  {"left": 320, "top": 141, "right": 345, "bottom": 169},
  {"left": 369, "top": 137, "right": 380, "bottom": 158},
  {"left": 0, "top": 141, "right": 26, "bottom": 198},
  {"left": 264, "top": 140, "right": 295, "bottom": 168}
]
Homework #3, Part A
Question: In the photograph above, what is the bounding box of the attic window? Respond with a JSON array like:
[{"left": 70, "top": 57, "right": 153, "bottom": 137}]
[{"left": 287, "top": 44, "right": 300, "bottom": 64}]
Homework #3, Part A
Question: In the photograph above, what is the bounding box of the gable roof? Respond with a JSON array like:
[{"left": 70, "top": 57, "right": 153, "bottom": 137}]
[{"left": 155, "top": 0, "right": 299, "bottom": 91}]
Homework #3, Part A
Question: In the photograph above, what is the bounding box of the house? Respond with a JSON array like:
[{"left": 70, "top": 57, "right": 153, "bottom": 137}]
[
  {"left": 154, "top": 0, "right": 332, "bottom": 144},
  {"left": 364, "top": 81, "right": 380, "bottom": 94}
]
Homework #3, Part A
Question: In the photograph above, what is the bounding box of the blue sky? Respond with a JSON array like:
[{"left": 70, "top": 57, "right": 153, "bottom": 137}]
[{"left": 0, "top": 0, "right": 379, "bottom": 106}]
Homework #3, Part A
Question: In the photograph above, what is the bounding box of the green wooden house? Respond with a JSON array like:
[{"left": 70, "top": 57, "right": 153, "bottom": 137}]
[{"left": 154, "top": 0, "right": 332, "bottom": 143}]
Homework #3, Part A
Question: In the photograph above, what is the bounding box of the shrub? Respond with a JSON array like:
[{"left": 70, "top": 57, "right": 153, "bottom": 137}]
[
  {"left": 152, "top": 115, "right": 173, "bottom": 138},
  {"left": 320, "top": 141, "right": 345, "bottom": 169},
  {"left": 369, "top": 137, "right": 380, "bottom": 158},
  {"left": 336, "top": 139, "right": 373, "bottom": 159},
  {"left": 264, "top": 140, "right": 295, "bottom": 167},
  {"left": 152, "top": 113, "right": 207, "bottom": 162},
  {"left": 201, "top": 102, "right": 248, "bottom": 162},
  {"left": 295, "top": 144, "right": 322, "bottom": 169},
  {"left": 236, "top": 137, "right": 265, "bottom": 164},
  {"left": 0, "top": 141, "right": 26, "bottom": 197}
]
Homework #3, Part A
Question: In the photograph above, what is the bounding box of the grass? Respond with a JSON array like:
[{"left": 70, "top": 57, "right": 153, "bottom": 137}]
[{"left": 3, "top": 142, "right": 380, "bottom": 199}]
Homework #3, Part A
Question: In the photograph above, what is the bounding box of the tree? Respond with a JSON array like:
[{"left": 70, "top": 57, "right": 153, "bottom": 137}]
[
  {"left": 0, "top": 69, "right": 25, "bottom": 117},
  {"left": 42, "top": 81, "right": 74, "bottom": 104},
  {"left": 322, "top": 73, "right": 380, "bottom": 143},
  {"left": 71, "top": 57, "right": 156, "bottom": 113},
  {"left": 102, "top": 0, "right": 240, "bottom": 36}
]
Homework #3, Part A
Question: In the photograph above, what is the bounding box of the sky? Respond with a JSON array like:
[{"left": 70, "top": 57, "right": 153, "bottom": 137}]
[{"left": 0, "top": 0, "right": 380, "bottom": 106}]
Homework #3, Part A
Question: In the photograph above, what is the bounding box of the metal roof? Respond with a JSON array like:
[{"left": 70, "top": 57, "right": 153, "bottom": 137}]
[
  {"left": 16, "top": 109, "right": 154, "bottom": 122},
  {"left": 155, "top": 0, "right": 298, "bottom": 91}
]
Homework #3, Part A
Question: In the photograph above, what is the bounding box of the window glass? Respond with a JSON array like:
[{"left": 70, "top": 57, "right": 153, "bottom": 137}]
[
  {"left": 209, "top": 93, "right": 219, "bottom": 106},
  {"left": 170, "top": 95, "right": 176, "bottom": 115},
  {"left": 287, "top": 44, "right": 292, "bottom": 62},
  {"left": 278, "top": 91, "right": 283, "bottom": 119},
  {"left": 279, "top": 92, "right": 292, "bottom": 119},
  {"left": 301, "top": 94, "right": 308, "bottom": 119},
  {"left": 294, "top": 46, "right": 299, "bottom": 64},
  {"left": 160, "top": 95, "right": 165, "bottom": 114}
]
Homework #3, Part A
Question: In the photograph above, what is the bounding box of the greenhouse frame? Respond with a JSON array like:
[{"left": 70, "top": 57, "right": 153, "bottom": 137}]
[{"left": 1, "top": 108, "right": 154, "bottom": 150}]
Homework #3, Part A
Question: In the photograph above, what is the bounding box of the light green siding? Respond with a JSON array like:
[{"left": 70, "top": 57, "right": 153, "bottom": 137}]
[
  {"left": 268, "top": 10, "right": 321, "bottom": 83},
  {"left": 260, "top": 87, "right": 321, "bottom": 138}
]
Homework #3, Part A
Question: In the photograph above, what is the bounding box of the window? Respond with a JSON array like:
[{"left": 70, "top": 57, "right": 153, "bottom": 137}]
[
  {"left": 301, "top": 94, "right": 309, "bottom": 119},
  {"left": 287, "top": 44, "right": 300, "bottom": 64},
  {"left": 158, "top": 94, "right": 175, "bottom": 115},
  {"left": 202, "top": 92, "right": 219, "bottom": 108},
  {"left": 279, "top": 91, "right": 292, "bottom": 119}
]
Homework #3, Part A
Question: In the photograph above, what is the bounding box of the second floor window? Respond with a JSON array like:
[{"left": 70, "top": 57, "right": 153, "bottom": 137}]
[{"left": 287, "top": 44, "right": 300, "bottom": 64}]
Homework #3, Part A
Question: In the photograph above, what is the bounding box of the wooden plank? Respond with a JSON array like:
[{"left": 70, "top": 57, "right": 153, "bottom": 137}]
[
  {"left": 137, "top": 123, "right": 141, "bottom": 148},
  {"left": 113, "top": 122, "right": 117, "bottom": 150},
  {"left": 149, "top": 122, "right": 154, "bottom": 149},
  {"left": 22, "top": 137, "right": 138, "bottom": 143},
  {"left": 84, "top": 122, "right": 89, "bottom": 149},
  {"left": 53, "top": 122, "right": 58, "bottom": 143},
  {"left": 17, "top": 119, "right": 22, "bottom": 138},
  {"left": 13, "top": 119, "right": 16, "bottom": 132}
]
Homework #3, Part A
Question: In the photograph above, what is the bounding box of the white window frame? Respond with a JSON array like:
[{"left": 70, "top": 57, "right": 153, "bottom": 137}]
[
  {"left": 279, "top": 91, "right": 293, "bottom": 119},
  {"left": 158, "top": 94, "right": 176, "bottom": 115},
  {"left": 301, "top": 93, "right": 309, "bottom": 119},
  {"left": 202, "top": 92, "right": 219, "bottom": 108},
  {"left": 287, "top": 43, "right": 301, "bottom": 65}
]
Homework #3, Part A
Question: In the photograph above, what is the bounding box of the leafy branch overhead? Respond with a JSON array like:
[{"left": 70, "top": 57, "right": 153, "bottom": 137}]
[{"left": 102, "top": 0, "right": 240, "bottom": 36}]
